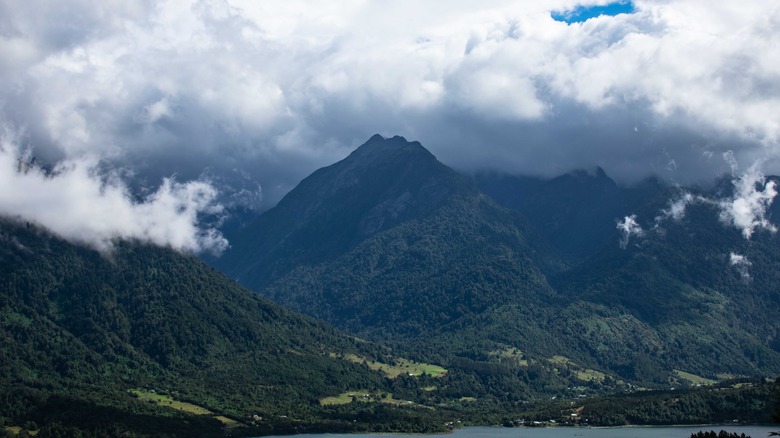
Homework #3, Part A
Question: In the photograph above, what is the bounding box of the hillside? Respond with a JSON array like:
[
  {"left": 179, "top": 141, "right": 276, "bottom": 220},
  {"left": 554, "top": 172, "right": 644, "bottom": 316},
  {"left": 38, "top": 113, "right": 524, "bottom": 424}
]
[
  {"left": 551, "top": 194, "right": 780, "bottom": 378},
  {"left": 214, "top": 134, "right": 780, "bottom": 395},
  {"left": 0, "top": 218, "right": 447, "bottom": 436}
]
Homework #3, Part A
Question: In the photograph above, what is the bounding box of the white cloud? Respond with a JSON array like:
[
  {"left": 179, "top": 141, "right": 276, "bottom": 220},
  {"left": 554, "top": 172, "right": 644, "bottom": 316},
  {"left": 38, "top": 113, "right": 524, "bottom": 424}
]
[
  {"left": 1, "top": 0, "right": 780, "bottom": 210},
  {"left": 648, "top": 156, "right": 777, "bottom": 239},
  {"left": 0, "top": 128, "right": 227, "bottom": 254},
  {"left": 729, "top": 252, "right": 752, "bottom": 281},
  {"left": 656, "top": 192, "right": 695, "bottom": 222},
  {"left": 718, "top": 161, "right": 778, "bottom": 239},
  {"left": 617, "top": 214, "right": 644, "bottom": 248}
]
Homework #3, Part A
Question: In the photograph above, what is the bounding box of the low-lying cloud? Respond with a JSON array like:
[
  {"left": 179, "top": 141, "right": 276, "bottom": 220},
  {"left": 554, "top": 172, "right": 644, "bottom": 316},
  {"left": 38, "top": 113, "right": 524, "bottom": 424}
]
[
  {"left": 617, "top": 214, "right": 644, "bottom": 248},
  {"left": 618, "top": 156, "right": 777, "bottom": 284},
  {"left": 0, "top": 129, "right": 227, "bottom": 254},
  {"left": 729, "top": 252, "right": 752, "bottom": 281},
  {"left": 655, "top": 192, "right": 697, "bottom": 223},
  {"left": 718, "top": 161, "right": 778, "bottom": 239},
  {"left": 639, "top": 156, "right": 779, "bottom": 241}
]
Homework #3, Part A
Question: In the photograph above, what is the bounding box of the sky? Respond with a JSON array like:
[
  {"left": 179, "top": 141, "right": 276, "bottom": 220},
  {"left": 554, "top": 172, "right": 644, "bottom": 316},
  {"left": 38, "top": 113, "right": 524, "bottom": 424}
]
[
  {"left": 1, "top": 0, "right": 779, "bottom": 252},
  {"left": 552, "top": 1, "right": 635, "bottom": 23}
]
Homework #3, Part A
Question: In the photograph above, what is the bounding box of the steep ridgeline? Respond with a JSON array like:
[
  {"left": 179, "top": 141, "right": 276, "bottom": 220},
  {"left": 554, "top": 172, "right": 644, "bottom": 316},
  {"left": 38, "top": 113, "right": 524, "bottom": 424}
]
[
  {"left": 0, "top": 219, "right": 417, "bottom": 436},
  {"left": 214, "top": 134, "right": 780, "bottom": 397},
  {"left": 473, "top": 169, "right": 665, "bottom": 266}
]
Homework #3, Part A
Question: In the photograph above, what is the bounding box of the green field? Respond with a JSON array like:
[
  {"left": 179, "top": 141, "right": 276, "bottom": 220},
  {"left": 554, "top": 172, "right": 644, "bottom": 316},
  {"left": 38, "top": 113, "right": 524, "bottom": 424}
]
[
  {"left": 547, "top": 355, "right": 606, "bottom": 382},
  {"left": 320, "top": 390, "right": 374, "bottom": 405},
  {"left": 548, "top": 355, "right": 574, "bottom": 365},
  {"left": 129, "top": 389, "right": 240, "bottom": 426},
  {"left": 673, "top": 370, "right": 717, "bottom": 386},
  {"left": 575, "top": 368, "right": 607, "bottom": 382},
  {"left": 4, "top": 426, "right": 39, "bottom": 437},
  {"left": 338, "top": 353, "right": 448, "bottom": 378},
  {"left": 319, "top": 390, "right": 411, "bottom": 406}
]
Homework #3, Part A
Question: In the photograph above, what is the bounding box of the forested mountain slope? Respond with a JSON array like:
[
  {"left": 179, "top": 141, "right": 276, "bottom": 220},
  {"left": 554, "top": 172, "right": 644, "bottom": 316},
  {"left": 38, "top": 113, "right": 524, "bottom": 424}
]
[
  {"left": 214, "top": 135, "right": 780, "bottom": 392},
  {"left": 0, "top": 219, "right": 401, "bottom": 436}
]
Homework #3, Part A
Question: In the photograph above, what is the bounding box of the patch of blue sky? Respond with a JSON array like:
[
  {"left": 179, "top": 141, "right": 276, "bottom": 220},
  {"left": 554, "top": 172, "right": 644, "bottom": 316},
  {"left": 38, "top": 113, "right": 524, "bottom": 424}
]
[{"left": 552, "top": 1, "right": 635, "bottom": 24}]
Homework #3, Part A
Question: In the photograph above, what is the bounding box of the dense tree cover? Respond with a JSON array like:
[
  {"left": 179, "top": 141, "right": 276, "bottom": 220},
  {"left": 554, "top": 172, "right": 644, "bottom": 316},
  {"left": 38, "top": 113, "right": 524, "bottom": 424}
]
[
  {"left": 265, "top": 194, "right": 554, "bottom": 338},
  {"left": 690, "top": 432, "right": 751, "bottom": 438},
  {"left": 474, "top": 168, "right": 641, "bottom": 265},
  {"left": 2, "top": 215, "right": 775, "bottom": 435},
  {"left": 507, "top": 379, "right": 775, "bottom": 427},
  {"left": 554, "top": 199, "right": 780, "bottom": 377},
  {"left": 0, "top": 219, "right": 421, "bottom": 435},
  {"left": 214, "top": 134, "right": 474, "bottom": 292}
]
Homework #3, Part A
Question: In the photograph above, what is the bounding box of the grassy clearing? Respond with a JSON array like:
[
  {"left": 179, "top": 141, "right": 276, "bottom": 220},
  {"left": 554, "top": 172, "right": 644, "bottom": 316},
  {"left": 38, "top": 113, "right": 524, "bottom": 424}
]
[
  {"left": 575, "top": 368, "right": 606, "bottom": 382},
  {"left": 320, "top": 390, "right": 409, "bottom": 406},
  {"left": 4, "top": 426, "right": 38, "bottom": 437},
  {"left": 130, "top": 389, "right": 212, "bottom": 415},
  {"left": 214, "top": 416, "right": 240, "bottom": 426},
  {"left": 129, "top": 389, "right": 241, "bottom": 427},
  {"left": 489, "top": 347, "right": 528, "bottom": 366},
  {"left": 716, "top": 373, "right": 742, "bottom": 380},
  {"left": 545, "top": 355, "right": 606, "bottom": 382},
  {"left": 337, "top": 353, "right": 447, "bottom": 378},
  {"left": 548, "top": 355, "right": 575, "bottom": 366},
  {"left": 320, "top": 390, "right": 371, "bottom": 406},
  {"left": 673, "top": 370, "right": 717, "bottom": 386},
  {"left": 319, "top": 390, "right": 429, "bottom": 408}
]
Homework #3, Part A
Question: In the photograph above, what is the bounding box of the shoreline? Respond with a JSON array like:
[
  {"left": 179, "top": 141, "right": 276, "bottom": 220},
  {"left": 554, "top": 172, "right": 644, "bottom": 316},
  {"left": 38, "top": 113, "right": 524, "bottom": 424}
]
[{"left": 256, "top": 424, "right": 779, "bottom": 438}]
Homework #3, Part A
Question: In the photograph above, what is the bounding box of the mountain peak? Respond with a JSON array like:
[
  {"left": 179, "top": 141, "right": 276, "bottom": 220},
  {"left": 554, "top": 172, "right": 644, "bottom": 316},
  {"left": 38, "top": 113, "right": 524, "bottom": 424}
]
[
  {"left": 347, "top": 134, "right": 430, "bottom": 166},
  {"left": 215, "top": 134, "right": 474, "bottom": 289},
  {"left": 365, "top": 133, "right": 414, "bottom": 145}
]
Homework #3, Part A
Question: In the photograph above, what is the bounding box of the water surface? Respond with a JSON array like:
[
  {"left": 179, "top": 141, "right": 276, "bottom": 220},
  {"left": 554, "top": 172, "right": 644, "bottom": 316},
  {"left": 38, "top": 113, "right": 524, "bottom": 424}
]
[{"left": 262, "top": 425, "right": 777, "bottom": 438}]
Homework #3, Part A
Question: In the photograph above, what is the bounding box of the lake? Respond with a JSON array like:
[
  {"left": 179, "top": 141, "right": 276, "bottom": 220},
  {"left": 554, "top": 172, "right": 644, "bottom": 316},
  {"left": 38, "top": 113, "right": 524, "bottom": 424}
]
[{"left": 261, "top": 425, "right": 778, "bottom": 438}]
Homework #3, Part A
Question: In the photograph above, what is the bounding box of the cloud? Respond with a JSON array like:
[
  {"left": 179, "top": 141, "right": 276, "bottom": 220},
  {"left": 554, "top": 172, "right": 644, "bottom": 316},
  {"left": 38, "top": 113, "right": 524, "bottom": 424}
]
[
  {"left": 0, "top": 128, "right": 227, "bottom": 254},
  {"left": 644, "top": 156, "right": 777, "bottom": 240},
  {"left": 1, "top": 0, "right": 780, "bottom": 214},
  {"left": 655, "top": 191, "right": 696, "bottom": 223},
  {"left": 718, "top": 161, "right": 778, "bottom": 239},
  {"left": 617, "top": 214, "right": 644, "bottom": 248},
  {"left": 729, "top": 252, "right": 752, "bottom": 281}
]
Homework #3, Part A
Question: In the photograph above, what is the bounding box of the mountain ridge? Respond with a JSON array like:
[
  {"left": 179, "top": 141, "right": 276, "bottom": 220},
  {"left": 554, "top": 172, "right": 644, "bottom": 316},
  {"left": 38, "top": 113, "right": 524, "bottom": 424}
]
[{"left": 214, "top": 134, "right": 780, "bottom": 391}]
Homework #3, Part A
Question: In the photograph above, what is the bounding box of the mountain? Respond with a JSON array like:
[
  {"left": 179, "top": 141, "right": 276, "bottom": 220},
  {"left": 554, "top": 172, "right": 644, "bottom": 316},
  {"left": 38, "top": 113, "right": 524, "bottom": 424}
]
[
  {"left": 214, "top": 134, "right": 780, "bottom": 394},
  {"left": 551, "top": 188, "right": 780, "bottom": 378},
  {"left": 473, "top": 168, "right": 664, "bottom": 265},
  {"left": 479, "top": 170, "right": 780, "bottom": 378},
  {"left": 215, "top": 135, "right": 555, "bottom": 337},
  {"left": 0, "top": 218, "right": 449, "bottom": 436},
  {"left": 216, "top": 134, "right": 474, "bottom": 291}
]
